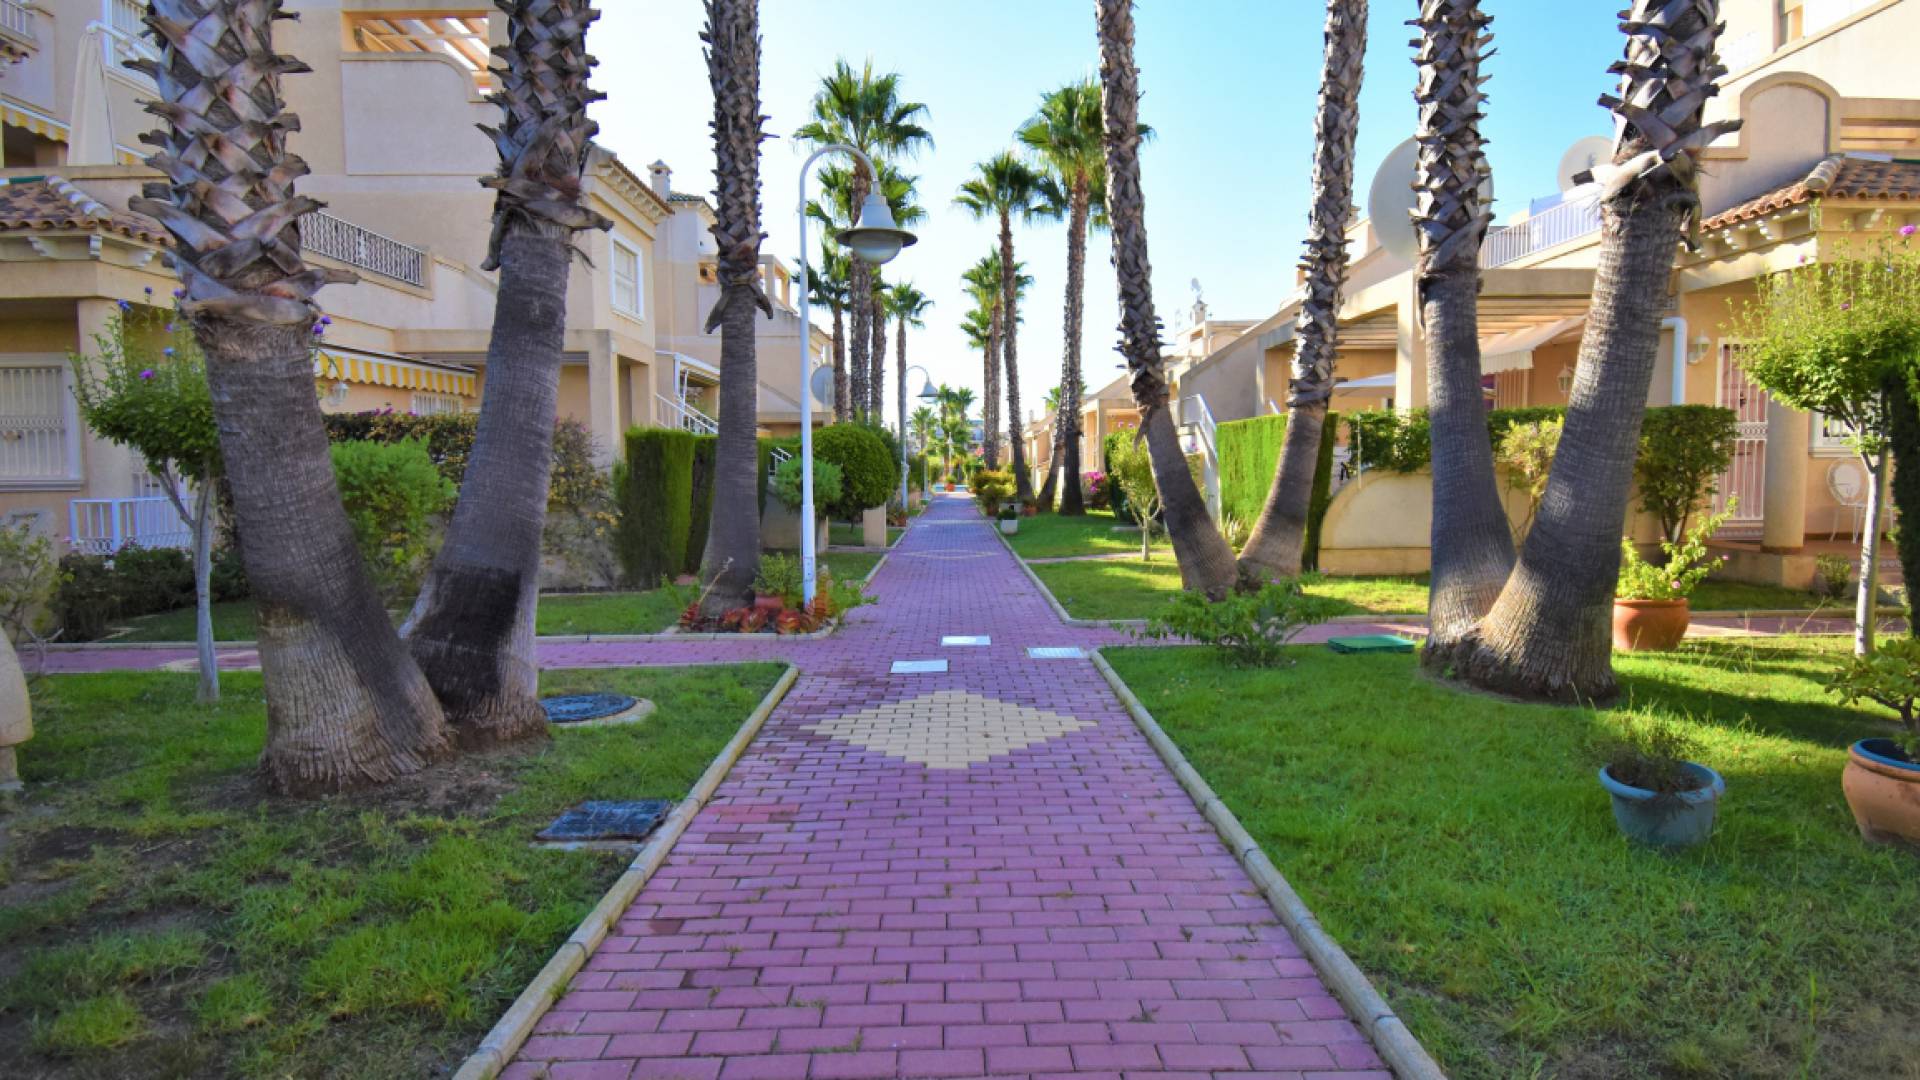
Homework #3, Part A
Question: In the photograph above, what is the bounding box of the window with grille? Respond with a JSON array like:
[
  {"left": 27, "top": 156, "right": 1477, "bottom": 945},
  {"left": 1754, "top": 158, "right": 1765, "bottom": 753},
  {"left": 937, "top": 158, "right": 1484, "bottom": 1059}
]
[
  {"left": 411, "top": 392, "right": 463, "bottom": 416},
  {"left": 611, "top": 237, "right": 644, "bottom": 319},
  {"left": 0, "top": 362, "right": 78, "bottom": 485}
]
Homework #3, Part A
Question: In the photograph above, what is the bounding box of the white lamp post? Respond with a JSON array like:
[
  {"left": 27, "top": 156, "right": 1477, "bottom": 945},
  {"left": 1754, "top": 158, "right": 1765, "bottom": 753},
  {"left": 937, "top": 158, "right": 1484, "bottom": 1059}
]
[
  {"left": 900, "top": 364, "right": 938, "bottom": 511},
  {"left": 796, "top": 145, "right": 916, "bottom": 605}
]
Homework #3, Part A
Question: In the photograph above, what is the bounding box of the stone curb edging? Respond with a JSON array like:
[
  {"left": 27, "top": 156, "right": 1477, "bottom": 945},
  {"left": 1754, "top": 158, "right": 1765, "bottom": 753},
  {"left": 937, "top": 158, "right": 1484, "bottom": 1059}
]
[
  {"left": 450, "top": 663, "right": 801, "bottom": 1080},
  {"left": 1089, "top": 648, "right": 1448, "bottom": 1080}
]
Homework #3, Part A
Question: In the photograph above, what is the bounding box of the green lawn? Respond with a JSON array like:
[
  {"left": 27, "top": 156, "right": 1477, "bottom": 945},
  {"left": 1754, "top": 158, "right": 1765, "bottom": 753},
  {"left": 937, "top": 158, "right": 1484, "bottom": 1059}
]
[
  {"left": 1103, "top": 640, "right": 1918, "bottom": 1079},
  {"left": 1031, "top": 558, "right": 1841, "bottom": 622},
  {"left": 106, "top": 552, "right": 884, "bottom": 642},
  {"left": 1002, "top": 509, "right": 1142, "bottom": 559},
  {"left": 0, "top": 664, "right": 784, "bottom": 1079}
]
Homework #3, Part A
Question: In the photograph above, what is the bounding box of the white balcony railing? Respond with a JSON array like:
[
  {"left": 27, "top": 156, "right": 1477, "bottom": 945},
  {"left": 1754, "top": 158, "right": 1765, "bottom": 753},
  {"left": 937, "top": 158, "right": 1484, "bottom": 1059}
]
[
  {"left": 68, "top": 496, "right": 191, "bottom": 556},
  {"left": 299, "top": 210, "right": 428, "bottom": 287},
  {"left": 0, "top": 0, "right": 36, "bottom": 44},
  {"left": 1479, "top": 194, "right": 1603, "bottom": 269},
  {"left": 657, "top": 394, "right": 719, "bottom": 436}
]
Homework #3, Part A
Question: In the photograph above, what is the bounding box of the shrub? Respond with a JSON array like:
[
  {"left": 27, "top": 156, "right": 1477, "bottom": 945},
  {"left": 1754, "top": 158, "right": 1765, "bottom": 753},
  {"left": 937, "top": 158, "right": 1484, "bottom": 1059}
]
[
  {"left": 769, "top": 456, "right": 842, "bottom": 510},
  {"left": 110, "top": 546, "right": 194, "bottom": 616},
  {"left": 685, "top": 435, "right": 718, "bottom": 575},
  {"left": 812, "top": 425, "right": 895, "bottom": 519},
  {"left": 1635, "top": 405, "right": 1738, "bottom": 543},
  {"left": 614, "top": 428, "right": 697, "bottom": 588},
  {"left": 1082, "top": 471, "right": 1110, "bottom": 510},
  {"left": 1814, "top": 553, "right": 1853, "bottom": 599},
  {"left": 0, "top": 521, "right": 60, "bottom": 643},
  {"left": 752, "top": 553, "right": 804, "bottom": 606},
  {"left": 1347, "top": 409, "right": 1431, "bottom": 473},
  {"left": 1617, "top": 504, "right": 1733, "bottom": 602},
  {"left": 52, "top": 554, "right": 119, "bottom": 643},
  {"left": 210, "top": 544, "right": 249, "bottom": 604},
  {"left": 321, "top": 411, "right": 603, "bottom": 514},
  {"left": 1828, "top": 636, "right": 1920, "bottom": 759},
  {"left": 1142, "top": 579, "right": 1346, "bottom": 667},
  {"left": 971, "top": 470, "right": 1015, "bottom": 517},
  {"left": 1107, "top": 440, "right": 1161, "bottom": 556},
  {"left": 1496, "top": 417, "right": 1564, "bottom": 540},
  {"left": 330, "top": 438, "right": 454, "bottom": 601},
  {"left": 1600, "top": 713, "right": 1707, "bottom": 795}
]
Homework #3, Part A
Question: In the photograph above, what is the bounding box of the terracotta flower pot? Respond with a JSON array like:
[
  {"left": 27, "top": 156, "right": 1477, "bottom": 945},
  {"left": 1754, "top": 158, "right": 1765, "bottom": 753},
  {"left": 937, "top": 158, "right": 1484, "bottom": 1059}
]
[
  {"left": 1612, "top": 597, "right": 1690, "bottom": 652},
  {"left": 753, "top": 594, "right": 784, "bottom": 615},
  {"left": 1843, "top": 739, "right": 1920, "bottom": 848}
]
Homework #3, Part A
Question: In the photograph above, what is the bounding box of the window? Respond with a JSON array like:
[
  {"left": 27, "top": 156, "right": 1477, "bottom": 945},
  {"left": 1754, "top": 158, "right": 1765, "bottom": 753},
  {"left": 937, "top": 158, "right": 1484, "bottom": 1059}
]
[
  {"left": 1812, "top": 411, "right": 1858, "bottom": 456},
  {"left": 611, "top": 237, "right": 644, "bottom": 320},
  {"left": 0, "top": 360, "right": 81, "bottom": 487},
  {"left": 411, "top": 392, "right": 464, "bottom": 417}
]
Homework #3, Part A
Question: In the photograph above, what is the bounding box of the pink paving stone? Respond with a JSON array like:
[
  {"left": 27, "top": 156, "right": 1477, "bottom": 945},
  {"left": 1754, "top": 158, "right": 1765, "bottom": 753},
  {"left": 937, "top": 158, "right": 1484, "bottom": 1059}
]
[{"left": 494, "top": 496, "right": 1388, "bottom": 1078}]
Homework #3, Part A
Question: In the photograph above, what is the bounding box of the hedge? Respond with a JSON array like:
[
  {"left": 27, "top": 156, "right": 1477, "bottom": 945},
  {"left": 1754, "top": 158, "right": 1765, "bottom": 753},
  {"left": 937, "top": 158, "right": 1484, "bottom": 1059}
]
[
  {"left": 685, "top": 434, "right": 718, "bottom": 575},
  {"left": 1214, "top": 412, "right": 1339, "bottom": 570},
  {"left": 813, "top": 425, "right": 895, "bottom": 520},
  {"left": 615, "top": 428, "right": 697, "bottom": 587}
]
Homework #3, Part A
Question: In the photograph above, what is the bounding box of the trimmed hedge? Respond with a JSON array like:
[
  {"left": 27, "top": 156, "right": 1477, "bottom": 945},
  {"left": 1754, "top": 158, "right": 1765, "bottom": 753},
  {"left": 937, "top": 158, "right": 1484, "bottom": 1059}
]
[
  {"left": 615, "top": 428, "right": 697, "bottom": 587},
  {"left": 813, "top": 425, "right": 895, "bottom": 520},
  {"left": 1214, "top": 412, "right": 1338, "bottom": 570},
  {"left": 686, "top": 434, "right": 718, "bottom": 575}
]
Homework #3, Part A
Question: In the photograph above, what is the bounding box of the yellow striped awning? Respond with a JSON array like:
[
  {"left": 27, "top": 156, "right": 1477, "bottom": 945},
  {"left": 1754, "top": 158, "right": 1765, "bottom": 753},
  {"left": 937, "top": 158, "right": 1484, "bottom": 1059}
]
[
  {"left": 315, "top": 348, "right": 477, "bottom": 397},
  {"left": 1, "top": 103, "right": 68, "bottom": 141}
]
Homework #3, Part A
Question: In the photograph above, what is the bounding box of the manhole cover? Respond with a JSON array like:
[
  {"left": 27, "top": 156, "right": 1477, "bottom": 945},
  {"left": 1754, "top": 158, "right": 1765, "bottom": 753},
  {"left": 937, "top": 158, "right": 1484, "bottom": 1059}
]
[
  {"left": 541, "top": 693, "right": 653, "bottom": 727},
  {"left": 536, "top": 800, "right": 672, "bottom": 843}
]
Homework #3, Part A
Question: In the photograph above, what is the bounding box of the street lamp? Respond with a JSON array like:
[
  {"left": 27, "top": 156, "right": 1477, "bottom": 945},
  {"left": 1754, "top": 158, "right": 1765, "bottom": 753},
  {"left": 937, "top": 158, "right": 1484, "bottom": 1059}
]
[
  {"left": 796, "top": 145, "right": 916, "bottom": 605},
  {"left": 899, "top": 365, "right": 938, "bottom": 510}
]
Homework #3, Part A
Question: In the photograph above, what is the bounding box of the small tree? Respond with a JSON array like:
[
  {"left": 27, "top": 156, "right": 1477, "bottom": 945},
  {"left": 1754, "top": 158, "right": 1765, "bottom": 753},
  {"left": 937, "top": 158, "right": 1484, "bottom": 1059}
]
[
  {"left": 1731, "top": 232, "right": 1920, "bottom": 654},
  {"left": 1634, "top": 405, "right": 1738, "bottom": 543},
  {"left": 1495, "top": 418, "right": 1562, "bottom": 542},
  {"left": 71, "top": 299, "right": 224, "bottom": 701},
  {"left": 1108, "top": 439, "right": 1161, "bottom": 560}
]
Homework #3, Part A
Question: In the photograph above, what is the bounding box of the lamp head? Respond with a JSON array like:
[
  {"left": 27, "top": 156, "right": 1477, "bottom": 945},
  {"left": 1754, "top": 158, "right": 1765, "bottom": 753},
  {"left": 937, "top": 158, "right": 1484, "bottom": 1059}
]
[
  {"left": 837, "top": 194, "right": 917, "bottom": 266},
  {"left": 916, "top": 376, "right": 938, "bottom": 401}
]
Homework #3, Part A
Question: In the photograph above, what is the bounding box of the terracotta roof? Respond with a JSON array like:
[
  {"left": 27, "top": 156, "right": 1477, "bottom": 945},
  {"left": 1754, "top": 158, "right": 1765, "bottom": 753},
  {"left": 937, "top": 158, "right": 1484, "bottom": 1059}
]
[
  {"left": 1701, "top": 155, "right": 1920, "bottom": 231},
  {"left": 0, "top": 176, "right": 170, "bottom": 245}
]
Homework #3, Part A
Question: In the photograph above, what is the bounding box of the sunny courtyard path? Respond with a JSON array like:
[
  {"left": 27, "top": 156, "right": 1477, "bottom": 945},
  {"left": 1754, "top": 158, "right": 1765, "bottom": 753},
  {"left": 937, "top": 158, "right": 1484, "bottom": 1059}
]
[{"left": 501, "top": 493, "right": 1392, "bottom": 1079}]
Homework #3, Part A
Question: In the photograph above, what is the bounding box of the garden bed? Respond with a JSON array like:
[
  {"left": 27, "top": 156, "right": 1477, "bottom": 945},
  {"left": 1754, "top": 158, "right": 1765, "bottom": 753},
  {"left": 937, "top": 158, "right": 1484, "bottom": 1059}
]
[
  {"left": 1102, "top": 638, "right": 1920, "bottom": 1078},
  {"left": 0, "top": 664, "right": 784, "bottom": 1079}
]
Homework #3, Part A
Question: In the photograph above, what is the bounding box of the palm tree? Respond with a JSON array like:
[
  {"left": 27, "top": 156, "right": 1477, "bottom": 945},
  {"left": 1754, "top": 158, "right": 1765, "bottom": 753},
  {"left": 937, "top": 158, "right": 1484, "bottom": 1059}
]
[
  {"left": 961, "top": 258, "right": 1002, "bottom": 466},
  {"left": 796, "top": 60, "right": 931, "bottom": 427},
  {"left": 1239, "top": 0, "right": 1367, "bottom": 582},
  {"left": 1020, "top": 78, "right": 1124, "bottom": 516},
  {"left": 807, "top": 245, "right": 852, "bottom": 421},
  {"left": 910, "top": 403, "right": 938, "bottom": 489},
  {"left": 887, "top": 282, "right": 933, "bottom": 502},
  {"left": 1094, "top": 0, "right": 1237, "bottom": 598},
  {"left": 868, "top": 166, "right": 926, "bottom": 419},
  {"left": 1411, "top": 0, "right": 1513, "bottom": 669},
  {"left": 1452, "top": 0, "right": 1742, "bottom": 701},
  {"left": 693, "top": 0, "right": 772, "bottom": 618},
  {"left": 132, "top": 0, "right": 449, "bottom": 792},
  {"left": 816, "top": 159, "right": 922, "bottom": 421},
  {"left": 403, "top": 0, "right": 612, "bottom": 747},
  {"left": 956, "top": 153, "right": 1042, "bottom": 502}
]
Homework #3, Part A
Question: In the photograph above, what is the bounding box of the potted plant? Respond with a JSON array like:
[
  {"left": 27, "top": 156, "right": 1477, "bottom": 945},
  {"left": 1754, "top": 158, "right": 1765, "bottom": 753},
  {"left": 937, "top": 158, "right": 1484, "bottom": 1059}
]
[
  {"left": 752, "top": 554, "right": 802, "bottom": 615},
  {"left": 1827, "top": 637, "right": 1920, "bottom": 847},
  {"left": 766, "top": 456, "right": 841, "bottom": 552},
  {"left": 1613, "top": 506, "right": 1731, "bottom": 652},
  {"left": 971, "top": 469, "right": 1015, "bottom": 521},
  {"left": 998, "top": 505, "right": 1019, "bottom": 535},
  {"left": 1596, "top": 715, "right": 1725, "bottom": 848}
]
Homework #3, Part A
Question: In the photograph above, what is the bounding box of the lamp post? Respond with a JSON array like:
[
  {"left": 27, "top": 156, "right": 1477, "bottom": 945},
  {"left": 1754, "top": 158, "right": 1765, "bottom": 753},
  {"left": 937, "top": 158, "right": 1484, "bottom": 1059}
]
[
  {"left": 796, "top": 145, "right": 916, "bottom": 605},
  {"left": 900, "top": 364, "right": 938, "bottom": 511}
]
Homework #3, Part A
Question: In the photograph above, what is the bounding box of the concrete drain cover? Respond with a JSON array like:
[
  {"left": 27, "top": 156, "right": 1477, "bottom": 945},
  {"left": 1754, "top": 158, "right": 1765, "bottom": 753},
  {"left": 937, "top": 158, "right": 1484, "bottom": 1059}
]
[
  {"left": 536, "top": 800, "right": 671, "bottom": 844},
  {"left": 1026, "top": 647, "right": 1086, "bottom": 659},
  {"left": 942, "top": 635, "right": 991, "bottom": 646},
  {"left": 890, "top": 659, "right": 948, "bottom": 674},
  {"left": 542, "top": 693, "right": 655, "bottom": 728}
]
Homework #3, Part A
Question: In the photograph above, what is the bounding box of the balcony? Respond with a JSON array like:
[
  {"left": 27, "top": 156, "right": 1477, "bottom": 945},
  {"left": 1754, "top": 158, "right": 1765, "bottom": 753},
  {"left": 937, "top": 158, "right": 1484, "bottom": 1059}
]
[
  {"left": 299, "top": 210, "right": 428, "bottom": 288},
  {"left": 1479, "top": 194, "right": 1602, "bottom": 270},
  {"left": 0, "top": 0, "right": 36, "bottom": 58},
  {"left": 102, "top": 0, "right": 158, "bottom": 71},
  {"left": 68, "top": 496, "right": 191, "bottom": 556}
]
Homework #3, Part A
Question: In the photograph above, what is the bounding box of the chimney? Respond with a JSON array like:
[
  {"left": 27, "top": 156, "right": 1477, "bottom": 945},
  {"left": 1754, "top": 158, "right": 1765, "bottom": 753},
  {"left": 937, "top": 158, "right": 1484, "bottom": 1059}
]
[{"left": 648, "top": 160, "right": 672, "bottom": 199}]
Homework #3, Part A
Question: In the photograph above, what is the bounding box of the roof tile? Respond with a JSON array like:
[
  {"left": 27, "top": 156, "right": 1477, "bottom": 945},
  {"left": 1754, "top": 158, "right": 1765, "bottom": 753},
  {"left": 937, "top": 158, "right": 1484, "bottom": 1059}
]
[{"left": 1702, "top": 155, "right": 1920, "bottom": 231}]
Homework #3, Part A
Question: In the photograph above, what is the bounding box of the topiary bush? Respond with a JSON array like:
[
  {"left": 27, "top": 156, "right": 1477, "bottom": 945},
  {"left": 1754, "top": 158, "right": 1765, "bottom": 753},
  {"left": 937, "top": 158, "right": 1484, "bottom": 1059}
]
[
  {"left": 614, "top": 428, "right": 698, "bottom": 588},
  {"left": 329, "top": 438, "right": 455, "bottom": 601},
  {"left": 812, "top": 425, "right": 895, "bottom": 520},
  {"left": 1635, "top": 405, "right": 1738, "bottom": 543}
]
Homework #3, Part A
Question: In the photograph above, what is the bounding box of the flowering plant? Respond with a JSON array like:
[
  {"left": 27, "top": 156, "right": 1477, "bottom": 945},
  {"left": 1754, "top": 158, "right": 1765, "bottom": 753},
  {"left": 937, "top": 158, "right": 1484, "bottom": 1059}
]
[{"left": 1617, "top": 504, "right": 1733, "bottom": 602}]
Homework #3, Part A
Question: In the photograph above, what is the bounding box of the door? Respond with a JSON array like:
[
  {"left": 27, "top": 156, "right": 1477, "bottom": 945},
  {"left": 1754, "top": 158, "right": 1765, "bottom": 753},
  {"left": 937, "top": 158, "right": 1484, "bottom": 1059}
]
[{"left": 1712, "top": 344, "right": 1767, "bottom": 535}]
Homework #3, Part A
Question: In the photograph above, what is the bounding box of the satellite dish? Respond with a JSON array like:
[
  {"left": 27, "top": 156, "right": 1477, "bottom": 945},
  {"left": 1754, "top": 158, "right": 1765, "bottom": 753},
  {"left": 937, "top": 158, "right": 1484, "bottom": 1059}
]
[
  {"left": 809, "top": 365, "right": 834, "bottom": 407},
  {"left": 1557, "top": 136, "right": 1614, "bottom": 193},
  {"left": 1367, "top": 138, "right": 1421, "bottom": 262}
]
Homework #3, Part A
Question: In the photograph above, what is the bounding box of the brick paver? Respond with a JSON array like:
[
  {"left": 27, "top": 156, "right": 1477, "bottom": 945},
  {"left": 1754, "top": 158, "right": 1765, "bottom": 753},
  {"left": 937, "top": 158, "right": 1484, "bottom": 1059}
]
[{"left": 501, "top": 493, "right": 1392, "bottom": 1079}]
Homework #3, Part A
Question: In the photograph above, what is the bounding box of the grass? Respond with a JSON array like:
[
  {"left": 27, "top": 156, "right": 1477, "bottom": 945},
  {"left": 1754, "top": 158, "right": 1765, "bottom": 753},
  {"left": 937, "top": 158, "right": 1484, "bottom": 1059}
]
[
  {"left": 105, "top": 552, "right": 885, "bottom": 643},
  {"left": 0, "top": 663, "right": 785, "bottom": 1078},
  {"left": 1103, "top": 639, "right": 1920, "bottom": 1079},
  {"left": 1001, "top": 509, "right": 1142, "bottom": 559},
  {"left": 1030, "top": 558, "right": 1845, "bottom": 622}
]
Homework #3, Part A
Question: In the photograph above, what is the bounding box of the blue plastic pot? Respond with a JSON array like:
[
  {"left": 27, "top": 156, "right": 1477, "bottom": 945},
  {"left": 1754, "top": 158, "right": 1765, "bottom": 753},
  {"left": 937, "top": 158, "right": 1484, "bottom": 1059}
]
[{"left": 1598, "top": 762, "right": 1725, "bottom": 848}]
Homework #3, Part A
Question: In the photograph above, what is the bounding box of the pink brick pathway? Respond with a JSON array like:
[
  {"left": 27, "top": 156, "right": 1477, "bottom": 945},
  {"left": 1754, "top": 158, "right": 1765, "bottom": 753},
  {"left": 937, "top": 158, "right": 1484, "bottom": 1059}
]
[{"left": 503, "top": 494, "right": 1393, "bottom": 1080}]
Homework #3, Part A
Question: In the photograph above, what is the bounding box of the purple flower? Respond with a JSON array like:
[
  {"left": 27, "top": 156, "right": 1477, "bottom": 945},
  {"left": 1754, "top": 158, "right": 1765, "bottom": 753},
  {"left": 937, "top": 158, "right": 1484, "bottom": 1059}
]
[
  {"left": 163, "top": 347, "right": 175, "bottom": 357},
  {"left": 138, "top": 369, "right": 155, "bottom": 380},
  {"left": 1903, "top": 224, "right": 1917, "bottom": 238},
  {"left": 1842, "top": 302, "right": 1852, "bottom": 311},
  {"left": 116, "top": 300, "right": 131, "bottom": 311},
  {"left": 172, "top": 288, "right": 185, "bottom": 299},
  {"left": 320, "top": 315, "right": 332, "bottom": 325},
  {"left": 143, "top": 286, "right": 153, "bottom": 296},
  {"left": 312, "top": 324, "right": 326, "bottom": 336}
]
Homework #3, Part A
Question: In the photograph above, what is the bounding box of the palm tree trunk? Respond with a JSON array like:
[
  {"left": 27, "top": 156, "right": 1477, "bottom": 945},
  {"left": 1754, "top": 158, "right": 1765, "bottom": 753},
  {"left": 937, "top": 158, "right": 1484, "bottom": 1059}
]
[
  {"left": 870, "top": 295, "right": 888, "bottom": 421},
  {"left": 1057, "top": 184, "right": 1091, "bottom": 516},
  {"left": 1411, "top": 0, "right": 1513, "bottom": 667},
  {"left": 695, "top": 0, "right": 769, "bottom": 618},
  {"left": 202, "top": 317, "right": 451, "bottom": 793},
  {"left": 984, "top": 305, "right": 1003, "bottom": 469},
  {"left": 1240, "top": 0, "right": 1366, "bottom": 582},
  {"left": 1000, "top": 212, "right": 1033, "bottom": 502},
  {"left": 847, "top": 174, "right": 873, "bottom": 423},
  {"left": 831, "top": 302, "right": 849, "bottom": 422},
  {"left": 896, "top": 315, "right": 909, "bottom": 507},
  {"left": 1096, "top": 0, "right": 1236, "bottom": 598}
]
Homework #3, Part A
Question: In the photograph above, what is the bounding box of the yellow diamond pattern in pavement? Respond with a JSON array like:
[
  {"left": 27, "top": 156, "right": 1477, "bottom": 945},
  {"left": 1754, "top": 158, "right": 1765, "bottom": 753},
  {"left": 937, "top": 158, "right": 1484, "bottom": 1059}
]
[{"left": 801, "top": 690, "right": 1093, "bottom": 769}]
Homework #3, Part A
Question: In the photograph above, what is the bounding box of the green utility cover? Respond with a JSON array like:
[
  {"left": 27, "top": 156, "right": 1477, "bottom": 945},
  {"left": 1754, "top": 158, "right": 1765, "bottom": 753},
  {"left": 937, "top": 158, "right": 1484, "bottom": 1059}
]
[{"left": 1326, "top": 634, "right": 1417, "bottom": 654}]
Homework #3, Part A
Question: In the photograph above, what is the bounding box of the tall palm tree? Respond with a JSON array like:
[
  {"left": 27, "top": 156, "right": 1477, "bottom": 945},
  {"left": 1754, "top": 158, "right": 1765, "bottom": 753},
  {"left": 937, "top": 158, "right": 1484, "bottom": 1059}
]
[
  {"left": 1453, "top": 0, "right": 1741, "bottom": 701},
  {"left": 910, "top": 404, "right": 938, "bottom": 487},
  {"left": 887, "top": 282, "right": 933, "bottom": 500},
  {"left": 1094, "top": 0, "right": 1237, "bottom": 598},
  {"left": 1239, "top": 0, "right": 1368, "bottom": 582},
  {"left": 807, "top": 245, "right": 852, "bottom": 421},
  {"left": 132, "top": 0, "right": 449, "bottom": 792},
  {"left": 1412, "top": 0, "right": 1513, "bottom": 669},
  {"left": 1020, "top": 78, "right": 1124, "bottom": 516},
  {"left": 961, "top": 257, "right": 1003, "bottom": 466},
  {"left": 868, "top": 166, "right": 925, "bottom": 419},
  {"left": 956, "top": 153, "right": 1042, "bottom": 502},
  {"left": 816, "top": 159, "right": 922, "bottom": 421},
  {"left": 795, "top": 60, "right": 931, "bottom": 427},
  {"left": 404, "top": 0, "right": 612, "bottom": 747},
  {"left": 694, "top": 0, "right": 772, "bottom": 618}
]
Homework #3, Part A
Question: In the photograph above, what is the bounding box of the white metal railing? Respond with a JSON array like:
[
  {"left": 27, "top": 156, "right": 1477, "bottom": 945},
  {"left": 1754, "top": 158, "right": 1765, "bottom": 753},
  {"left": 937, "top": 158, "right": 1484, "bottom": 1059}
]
[
  {"left": 299, "top": 210, "right": 428, "bottom": 287},
  {"left": 656, "top": 394, "right": 719, "bottom": 435},
  {"left": 1480, "top": 194, "right": 1602, "bottom": 269},
  {"left": 100, "top": 0, "right": 157, "bottom": 70},
  {"left": 767, "top": 445, "right": 793, "bottom": 478},
  {"left": 1177, "top": 393, "right": 1223, "bottom": 520},
  {"left": 68, "top": 496, "right": 191, "bottom": 556},
  {"left": 108, "top": 0, "right": 145, "bottom": 36},
  {"left": 0, "top": 0, "right": 35, "bottom": 43}
]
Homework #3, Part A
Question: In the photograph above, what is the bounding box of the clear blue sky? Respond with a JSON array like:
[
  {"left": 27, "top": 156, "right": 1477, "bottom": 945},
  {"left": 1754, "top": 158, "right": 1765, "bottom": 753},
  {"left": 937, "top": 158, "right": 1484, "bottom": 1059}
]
[{"left": 592, "top": 2, "right": 1622, "bottom": 419}]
